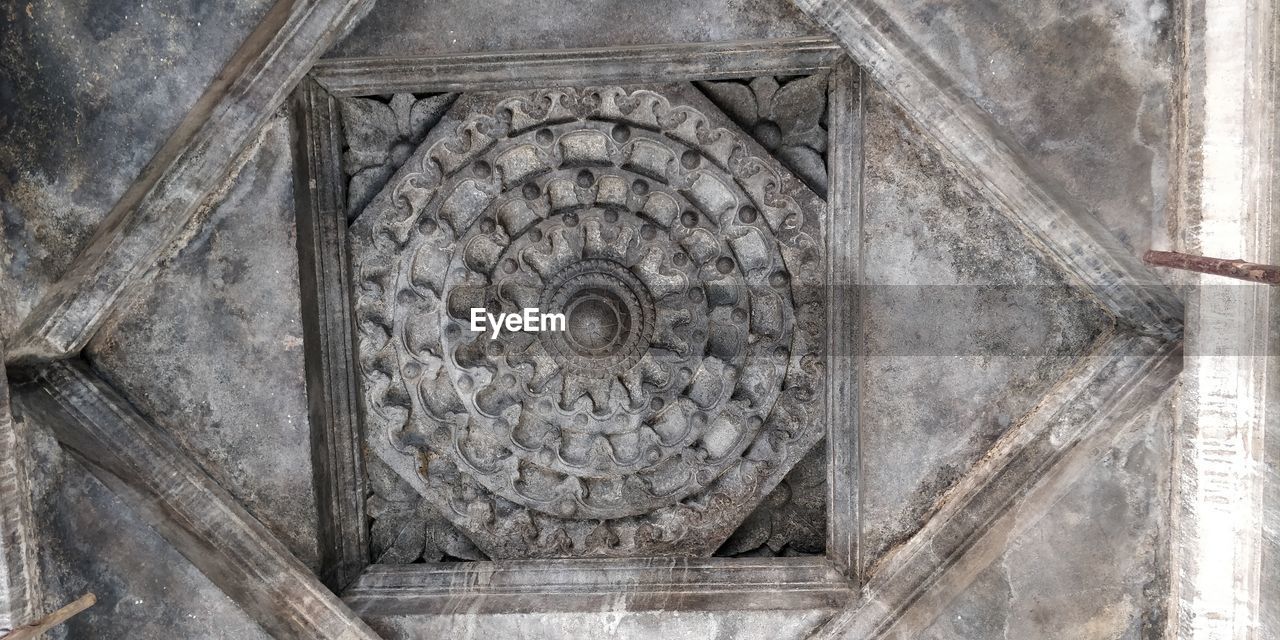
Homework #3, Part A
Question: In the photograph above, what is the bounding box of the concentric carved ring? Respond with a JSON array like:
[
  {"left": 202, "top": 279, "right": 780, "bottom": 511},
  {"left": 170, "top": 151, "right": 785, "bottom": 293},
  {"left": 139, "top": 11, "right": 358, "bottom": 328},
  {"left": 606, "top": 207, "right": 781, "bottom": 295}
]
[{"left": 541, "top": 257, "right": 654, "bottom": 374}]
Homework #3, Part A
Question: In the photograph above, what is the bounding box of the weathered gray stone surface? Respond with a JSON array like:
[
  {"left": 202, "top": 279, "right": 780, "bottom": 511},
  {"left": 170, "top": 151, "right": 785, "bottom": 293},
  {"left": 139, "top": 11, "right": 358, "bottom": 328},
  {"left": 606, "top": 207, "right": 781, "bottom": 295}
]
[
  {"left": 84, "top": 116, "right": 321, "bottom": 570},
  {"left": 912, "top": 391, "right": 1172, "bottom": 639},
  {"left": 18, "top": 359, "right": 382, "bottom": 640},
  {"left": 327, "top": 0, "right": 823, "bottom": 58},
  {"left": 0, "top": 0, "right": 273, "bottom": 343},
  {"left": 873, "top": 0, "right": 1174, "bottom": 254},
  {"left": 858, "top": 83, "right": 1113, "bottom": 572},
  {"left": 21, "top": 419, "right": 269, "bottom": 640}
]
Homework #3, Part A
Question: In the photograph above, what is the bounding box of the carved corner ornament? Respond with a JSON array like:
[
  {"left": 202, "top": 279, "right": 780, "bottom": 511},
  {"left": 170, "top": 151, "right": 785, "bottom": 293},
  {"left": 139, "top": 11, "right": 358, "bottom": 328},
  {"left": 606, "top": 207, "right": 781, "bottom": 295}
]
[{"left": 348, "top": 85, "right": 828, "bottom": 559}]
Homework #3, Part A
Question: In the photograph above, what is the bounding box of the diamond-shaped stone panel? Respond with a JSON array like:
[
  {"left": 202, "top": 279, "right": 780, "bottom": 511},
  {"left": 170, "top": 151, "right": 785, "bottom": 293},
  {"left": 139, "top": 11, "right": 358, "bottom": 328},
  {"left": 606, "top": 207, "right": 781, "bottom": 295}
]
[{"left": 349, "top": 85, "right": 827, "bottom": 558}]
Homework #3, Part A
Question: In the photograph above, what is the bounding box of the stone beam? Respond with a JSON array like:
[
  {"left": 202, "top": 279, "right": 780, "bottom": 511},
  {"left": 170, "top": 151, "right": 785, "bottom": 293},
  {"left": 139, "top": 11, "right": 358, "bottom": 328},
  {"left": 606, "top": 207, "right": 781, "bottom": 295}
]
[
  {"left": 806, "top": 334, "right": 1182, "bottom": 638},
  {"left": 310, "top": 36, "right": 844, "bottom": 95},
  {"left": 823, "top": 59, "right": 863, "bottom": 579},
  {"left": 0, "top": 355, "right": 41, "bottom": 632},
  {"left": 790, "top": 0, "right": 1184, "bottom": 338},
  {"left": 1167, "top": 0, "right": 1280, "bottom": 637},
  {"left": 5, "top": 0, "right": 376, "bottom": 364},
  {"left": 13, "top": 361, "right": 381, "bottom": 640},
  {"left": 343, "top": 557, "right": 851, "bottom": 617}
]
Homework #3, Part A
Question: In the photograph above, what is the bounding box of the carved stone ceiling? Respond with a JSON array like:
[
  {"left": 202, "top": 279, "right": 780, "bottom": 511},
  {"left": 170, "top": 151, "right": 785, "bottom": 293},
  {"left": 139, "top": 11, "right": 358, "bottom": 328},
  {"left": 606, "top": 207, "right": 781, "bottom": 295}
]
[
  {"left": 0, "top": 0, "right": 1195, "bottom": 636},
  {"left": 349, "top": 84, "right": 828, "bottom": 559}
]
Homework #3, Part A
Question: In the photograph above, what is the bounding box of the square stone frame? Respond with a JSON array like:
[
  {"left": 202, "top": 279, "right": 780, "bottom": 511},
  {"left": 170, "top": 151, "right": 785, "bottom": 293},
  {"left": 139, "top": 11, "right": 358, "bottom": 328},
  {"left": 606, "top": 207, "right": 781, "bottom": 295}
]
[{"left": 290, "top": 36, "right": 864, "bottom": 617}]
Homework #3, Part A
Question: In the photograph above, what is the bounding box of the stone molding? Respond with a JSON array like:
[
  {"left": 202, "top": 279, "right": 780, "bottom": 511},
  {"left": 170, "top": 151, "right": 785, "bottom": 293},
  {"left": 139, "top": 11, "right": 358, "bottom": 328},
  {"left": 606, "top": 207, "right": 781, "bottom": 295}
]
[
  {"left": 344, "top": 556, "right": 851, "bottom": 616},
  {"left": 311, "top": 37, "right": 844, "bottom": 97},
  {"left": 823, "top": 58, "right": 862, "bottom": 579},
  {"left": 292, "top": 78, "right": 373, "bottom": 592}
]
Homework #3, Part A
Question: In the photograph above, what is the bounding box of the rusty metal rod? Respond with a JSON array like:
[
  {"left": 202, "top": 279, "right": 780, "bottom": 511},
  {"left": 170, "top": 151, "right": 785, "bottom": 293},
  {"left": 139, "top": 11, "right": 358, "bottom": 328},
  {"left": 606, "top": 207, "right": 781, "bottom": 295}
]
[
  {"left": 1, "top": 593, "right": 96, "bottom": 640},
  {"left": 1143, "top": 250, "right": 1280, "bottom": 285}
]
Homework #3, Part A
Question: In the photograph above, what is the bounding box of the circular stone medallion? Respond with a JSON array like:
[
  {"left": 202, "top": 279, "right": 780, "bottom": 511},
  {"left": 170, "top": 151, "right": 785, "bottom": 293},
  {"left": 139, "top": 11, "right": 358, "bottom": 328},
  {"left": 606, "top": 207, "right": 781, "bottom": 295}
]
[{"left": 351, "top": 86, "right": 827, "bottom": 558}]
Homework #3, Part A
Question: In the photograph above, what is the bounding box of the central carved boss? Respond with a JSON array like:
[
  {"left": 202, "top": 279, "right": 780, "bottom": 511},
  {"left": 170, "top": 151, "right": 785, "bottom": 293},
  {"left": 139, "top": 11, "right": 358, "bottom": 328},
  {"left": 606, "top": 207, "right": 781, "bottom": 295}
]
[{"left": 351, "top": 86, "right": 827, "bottom": 558}]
